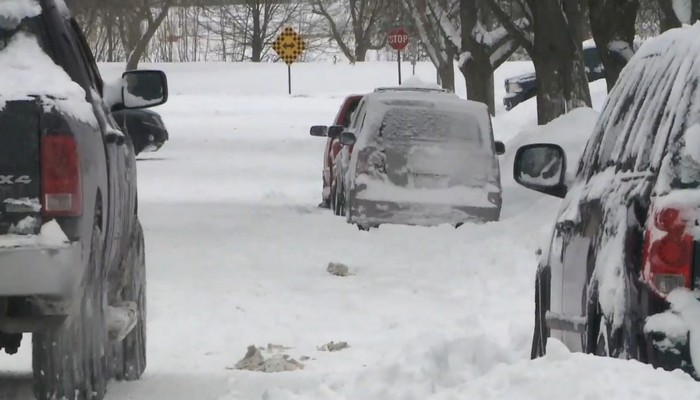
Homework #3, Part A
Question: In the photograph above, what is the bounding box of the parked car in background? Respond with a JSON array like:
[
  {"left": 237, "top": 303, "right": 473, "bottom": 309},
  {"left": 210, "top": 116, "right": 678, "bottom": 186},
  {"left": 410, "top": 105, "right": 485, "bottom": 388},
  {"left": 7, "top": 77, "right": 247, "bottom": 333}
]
[
  {"left": 310, "top": 94, "right": 364, "bottom": 210},
  {"left": 504, "top": 43, "right": 605, "bottom": 111},
  {"left": 513, "top": 25, "right": 700, "bottom": 378},
  {"left": 0, "top": 2, "right": 167, "bottom": 398},
  {"left": 113, "top": 108, "right": 169, "bottom": 155},
  {"left": 335, "top": 88, "right": 506, "bottom": 230}
]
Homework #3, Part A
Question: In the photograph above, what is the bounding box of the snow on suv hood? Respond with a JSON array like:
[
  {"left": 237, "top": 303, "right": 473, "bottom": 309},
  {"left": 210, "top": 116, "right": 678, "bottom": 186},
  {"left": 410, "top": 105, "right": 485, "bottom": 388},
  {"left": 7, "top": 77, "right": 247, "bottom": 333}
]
[{"left": 0, "top": 31, "right": 97, "bottom": 126}]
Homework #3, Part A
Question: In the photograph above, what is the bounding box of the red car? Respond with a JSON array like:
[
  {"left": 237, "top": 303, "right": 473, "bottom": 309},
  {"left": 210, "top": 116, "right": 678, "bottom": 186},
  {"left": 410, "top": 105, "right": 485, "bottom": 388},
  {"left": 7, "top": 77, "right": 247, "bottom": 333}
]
[{"left": 310, "top": 95, "right": 364, "bottom": 211}]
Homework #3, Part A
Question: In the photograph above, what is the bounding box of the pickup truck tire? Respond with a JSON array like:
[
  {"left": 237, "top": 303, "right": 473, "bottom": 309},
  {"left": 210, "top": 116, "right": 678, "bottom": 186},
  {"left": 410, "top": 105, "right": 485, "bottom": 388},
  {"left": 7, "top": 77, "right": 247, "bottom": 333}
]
[
  {"left": 32, "top": 225, "right": 108, "bottom": 400},
  {"left": 112, "top": 219, "right": 147, "bottom": 381}
]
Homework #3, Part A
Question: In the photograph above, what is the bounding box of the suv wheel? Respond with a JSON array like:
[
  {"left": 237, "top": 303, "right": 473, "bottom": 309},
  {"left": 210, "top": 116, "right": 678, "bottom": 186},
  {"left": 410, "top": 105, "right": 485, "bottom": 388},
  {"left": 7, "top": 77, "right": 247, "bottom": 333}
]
[
  {"left": 33, "top": 225, "right": 108, "bottom": 400},
  {"left": 112, "top": 218, "right": 147, "bottom": 381}
]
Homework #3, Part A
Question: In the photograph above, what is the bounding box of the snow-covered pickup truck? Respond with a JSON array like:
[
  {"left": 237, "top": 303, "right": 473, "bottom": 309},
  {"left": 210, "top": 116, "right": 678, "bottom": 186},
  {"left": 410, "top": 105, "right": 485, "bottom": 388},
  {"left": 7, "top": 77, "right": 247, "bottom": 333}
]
[
  {"left": 0, "top": 1, "right": 167, "bottom": 399},
  {"left": 514, "top": 24, "right": 700, "bottom": 379}
]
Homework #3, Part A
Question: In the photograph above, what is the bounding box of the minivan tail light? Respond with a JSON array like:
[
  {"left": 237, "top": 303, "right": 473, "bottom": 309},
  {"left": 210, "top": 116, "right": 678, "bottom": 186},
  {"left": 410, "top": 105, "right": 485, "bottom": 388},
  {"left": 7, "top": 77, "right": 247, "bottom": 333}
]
[
  {"left": 642, "top": 207, "right": 693, "bottom": 297},
  {"left": 41, "top": 134, "right": 82, "bottom": 217},
  {"left": 356, "top": 148, "right": 386, "bottom": 177}
]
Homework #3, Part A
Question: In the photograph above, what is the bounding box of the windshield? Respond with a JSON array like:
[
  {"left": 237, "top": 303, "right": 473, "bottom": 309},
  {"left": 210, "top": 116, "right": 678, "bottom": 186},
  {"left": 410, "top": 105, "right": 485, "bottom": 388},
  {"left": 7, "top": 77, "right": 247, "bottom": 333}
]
[{"left": 378, "top": 106, "right": 486, "bottom": 146}]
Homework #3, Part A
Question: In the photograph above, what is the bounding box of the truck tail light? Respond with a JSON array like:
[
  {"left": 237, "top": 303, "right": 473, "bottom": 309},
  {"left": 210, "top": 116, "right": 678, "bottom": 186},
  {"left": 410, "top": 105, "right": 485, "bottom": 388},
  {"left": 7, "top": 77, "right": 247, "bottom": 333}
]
[
  {"left": 41, "top": 134, "right": 82, "bottom": 217},
  {"left": 642, "top": 207, "right": 693, "bottom": 296}
]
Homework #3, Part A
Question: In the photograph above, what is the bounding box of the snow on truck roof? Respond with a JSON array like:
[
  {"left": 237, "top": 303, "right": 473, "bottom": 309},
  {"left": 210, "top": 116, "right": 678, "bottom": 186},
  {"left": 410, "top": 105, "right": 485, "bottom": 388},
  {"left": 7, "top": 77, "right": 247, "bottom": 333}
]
[
  {"left": 0, "top": 0, "right": 70, "bottom": 26},
  {"left": 0, "top": 0, "right": 41, "bottom": 27},
  {"left": 633, "top": 21, "right": 700, "bottom": 61}
]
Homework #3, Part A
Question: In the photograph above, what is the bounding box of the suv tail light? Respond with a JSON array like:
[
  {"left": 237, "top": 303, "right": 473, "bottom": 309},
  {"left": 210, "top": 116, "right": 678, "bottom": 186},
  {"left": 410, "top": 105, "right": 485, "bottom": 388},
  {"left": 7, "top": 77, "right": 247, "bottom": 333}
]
[
  {"left": 41, "top": 134, "right": 82, "bottom": 217},
  {"left": 356, "top": 148, "right": 386, "bottom": 177},
  {"left": 642, "top": 207, "right": 693, "bottom": 296}
]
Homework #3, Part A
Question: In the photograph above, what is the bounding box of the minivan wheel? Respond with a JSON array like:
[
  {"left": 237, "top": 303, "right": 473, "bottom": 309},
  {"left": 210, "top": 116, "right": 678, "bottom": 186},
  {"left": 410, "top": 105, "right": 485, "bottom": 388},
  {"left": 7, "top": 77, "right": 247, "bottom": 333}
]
[
  {"left": 112, "top": 218, "right": 147, "bottom": 381},
  {"left": 33, "top": 225, "right": 109, "bottom": 400},
  {"left": 334, "top": 186, "right": 345, "bottom": 216}
]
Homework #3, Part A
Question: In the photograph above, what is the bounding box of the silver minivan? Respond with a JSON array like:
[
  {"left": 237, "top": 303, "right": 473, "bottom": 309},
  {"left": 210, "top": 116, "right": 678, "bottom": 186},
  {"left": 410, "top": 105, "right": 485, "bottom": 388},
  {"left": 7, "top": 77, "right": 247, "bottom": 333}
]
[{"left": 335, "top": 88, "right": 505, "bottom": 230}]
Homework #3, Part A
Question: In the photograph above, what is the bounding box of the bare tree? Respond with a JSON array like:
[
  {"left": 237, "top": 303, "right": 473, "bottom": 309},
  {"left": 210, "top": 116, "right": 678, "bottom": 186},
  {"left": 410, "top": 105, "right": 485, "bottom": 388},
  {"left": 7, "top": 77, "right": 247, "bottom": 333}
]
[
  {"left": 311, "top": 0, "right": 388, "bottom": 62},
  {"left": 229, "top": 0, "right": 299, "bottom": 61},
  {"left": 401, "top": 0, "right": 457, "bottom": 91},
  {"left": 588, "top": 0, "right": 639, "bottom": 92},
  {"left": 123, "top": 1, "right": 174, "bottom": 70}
]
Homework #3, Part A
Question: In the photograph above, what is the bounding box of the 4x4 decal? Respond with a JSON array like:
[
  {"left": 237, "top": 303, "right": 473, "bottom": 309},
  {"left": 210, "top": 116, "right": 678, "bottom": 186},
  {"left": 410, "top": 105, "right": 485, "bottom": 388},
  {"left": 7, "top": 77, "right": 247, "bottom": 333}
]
[{"left": 0, "top": 175, "right": 31, "bottom": 184}]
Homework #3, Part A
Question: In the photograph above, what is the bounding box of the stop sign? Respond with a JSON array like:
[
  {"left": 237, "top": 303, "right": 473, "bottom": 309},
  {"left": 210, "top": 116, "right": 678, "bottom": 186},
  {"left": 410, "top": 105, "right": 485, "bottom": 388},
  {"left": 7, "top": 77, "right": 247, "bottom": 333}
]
[{"left": 387, "top": 27, "right": 410, "bottom": 51}]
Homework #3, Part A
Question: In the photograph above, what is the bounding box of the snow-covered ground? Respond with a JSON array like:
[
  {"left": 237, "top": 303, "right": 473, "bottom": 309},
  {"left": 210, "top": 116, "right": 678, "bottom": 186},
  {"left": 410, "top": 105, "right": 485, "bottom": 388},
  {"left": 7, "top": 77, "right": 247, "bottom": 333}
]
[{"left": 1, "top": 61, "right": 698, "bottom": 399}]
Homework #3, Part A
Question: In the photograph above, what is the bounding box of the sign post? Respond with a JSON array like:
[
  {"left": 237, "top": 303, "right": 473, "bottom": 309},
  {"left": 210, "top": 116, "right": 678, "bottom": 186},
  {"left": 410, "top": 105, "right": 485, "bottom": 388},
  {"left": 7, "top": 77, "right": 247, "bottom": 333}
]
[
  {"left": 271, "top": 27, "right": 307, "bottom": 95},
  {"left": 387, "top": 27, "right": 410, "bottom": 85}
]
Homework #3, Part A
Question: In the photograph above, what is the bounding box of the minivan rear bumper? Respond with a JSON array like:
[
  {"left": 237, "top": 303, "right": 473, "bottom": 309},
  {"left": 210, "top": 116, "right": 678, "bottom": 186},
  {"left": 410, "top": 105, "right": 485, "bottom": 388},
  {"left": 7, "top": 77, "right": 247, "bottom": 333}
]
[
  {"left": 0, "top": 242, "right": 82, "bottom": 299},
  {"left": 349, "top": 198, "right": 501, "bottom": 227}
]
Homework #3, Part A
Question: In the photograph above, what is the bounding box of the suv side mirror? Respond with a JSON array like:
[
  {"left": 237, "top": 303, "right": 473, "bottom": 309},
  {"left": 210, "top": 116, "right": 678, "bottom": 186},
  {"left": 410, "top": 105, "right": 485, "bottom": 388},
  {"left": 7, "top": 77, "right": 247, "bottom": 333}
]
[
  {"left": 513, "top": 143, "right": 568, "bottom": 198},
  {"left": 495, "top": 141, "right": 506, "bottom": 155},
  {"left": 310, "top": 125, "right": 328, "bottom": 137},
  {"left": 327, "top": 125, "right": 345, "bottom": 139},
  {"left": 122, "top": 70, "right": 168, "bottom": 109},
  {"left": 339, "top": 131, "right": 357, "bottom": 146}
]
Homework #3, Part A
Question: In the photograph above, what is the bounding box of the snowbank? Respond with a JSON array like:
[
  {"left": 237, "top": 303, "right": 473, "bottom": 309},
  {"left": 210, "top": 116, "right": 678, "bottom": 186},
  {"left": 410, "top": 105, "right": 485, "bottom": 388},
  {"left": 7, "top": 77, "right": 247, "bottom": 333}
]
[{"left": 503, "top": 107, "right": 600, "bottom": 186}]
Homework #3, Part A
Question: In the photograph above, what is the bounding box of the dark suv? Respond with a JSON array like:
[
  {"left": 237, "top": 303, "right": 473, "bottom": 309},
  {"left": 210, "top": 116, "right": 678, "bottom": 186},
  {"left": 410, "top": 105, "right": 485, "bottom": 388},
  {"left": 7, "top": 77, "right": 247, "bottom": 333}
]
[
  {"left": 513, "top": 26, "right": 700, "bottom": 377},
  {"left": 504, "top": 45, "right": 605, "bottom": 110},
  {"left": 0, "top": 1, "right": 167, "bottom": 399}
]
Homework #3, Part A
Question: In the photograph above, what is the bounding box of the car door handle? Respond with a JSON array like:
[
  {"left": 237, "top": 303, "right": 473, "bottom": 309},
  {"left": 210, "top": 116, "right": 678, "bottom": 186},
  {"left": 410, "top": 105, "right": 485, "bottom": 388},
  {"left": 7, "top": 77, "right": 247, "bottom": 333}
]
[{"left": 106, "top": 130, "right": 126, "bottom": 146}]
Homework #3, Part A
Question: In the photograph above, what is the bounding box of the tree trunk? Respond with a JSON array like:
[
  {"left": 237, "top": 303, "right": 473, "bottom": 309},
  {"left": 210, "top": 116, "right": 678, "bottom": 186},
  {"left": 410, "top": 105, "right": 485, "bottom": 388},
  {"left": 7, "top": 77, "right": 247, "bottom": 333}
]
[
  {"left": 437, "top": 59, "right": 455, "bottom": 92},
  {"left": 126, "top": 4, "right": 172, "bottom": 71},
  {"left": 354, "top": 42, "right": 368, "bottom": 62},
  {"left": 531, "top": 0, "right": 591, "bottom": 125},
  {"left": 657, "top": 0, "right": 682, "bottom": 31},
  {"left": 460, "top": 0, "right": 496, "bottom": 115},
  {"left": 694, "top": 0, "right": 700, "bottom": 23},
  {"left": 251, "top": 6, "right": 263, "bottom": 62},
  {"left": 461, "top": 54, "right": 495, "bottom": 115},
  {"left": 589, "top": 0, "right": 639, "bottom": 92}
]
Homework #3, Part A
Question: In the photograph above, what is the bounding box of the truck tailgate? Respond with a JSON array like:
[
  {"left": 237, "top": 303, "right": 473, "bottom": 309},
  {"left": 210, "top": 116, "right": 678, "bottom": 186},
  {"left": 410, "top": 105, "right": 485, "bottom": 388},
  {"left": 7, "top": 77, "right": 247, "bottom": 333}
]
[{"left": 0, "top": 100, "right": 41, "bottom": 235}]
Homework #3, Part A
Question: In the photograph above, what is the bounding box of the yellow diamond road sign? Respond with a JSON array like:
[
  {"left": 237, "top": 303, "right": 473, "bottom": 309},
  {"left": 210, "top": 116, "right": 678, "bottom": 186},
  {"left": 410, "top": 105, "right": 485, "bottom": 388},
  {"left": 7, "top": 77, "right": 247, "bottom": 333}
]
[{"left": 272, "top": 27, "right": 306, "bottom": 65}]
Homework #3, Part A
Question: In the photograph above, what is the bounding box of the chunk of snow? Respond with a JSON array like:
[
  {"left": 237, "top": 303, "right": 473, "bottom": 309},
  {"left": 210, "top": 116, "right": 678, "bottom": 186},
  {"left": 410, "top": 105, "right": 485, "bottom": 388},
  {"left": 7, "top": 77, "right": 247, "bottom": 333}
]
[
  {"left": 0, "top": 32, "right": 97, "bottom": 126},
  {"left": 645, "top": 310, "right": 689, "bottom": 351},
  {"left": 608, "top": 40, "right": 635, "bottom": 61},
  {"left": 666, "top": 289, "right": 700, "bottom": 369},
  {"left": 544, "top": 337, "right": 572, "bottom": 361},
  {"left": 0, "top": 0, "right": 40, "bottom": 28},
  {"left": 0, "top": 220, "right": 69, "bottom": 249}
]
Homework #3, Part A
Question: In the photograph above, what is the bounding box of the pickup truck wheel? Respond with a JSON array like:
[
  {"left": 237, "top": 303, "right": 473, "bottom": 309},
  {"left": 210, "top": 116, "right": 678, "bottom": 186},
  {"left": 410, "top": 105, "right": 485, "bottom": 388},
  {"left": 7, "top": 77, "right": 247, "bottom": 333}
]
[
  {"left": 33, "top": 225, "right": 108, "bottom": 400},
  {"left": 112, "top": 218, "right": 147, "bottom": 381}
]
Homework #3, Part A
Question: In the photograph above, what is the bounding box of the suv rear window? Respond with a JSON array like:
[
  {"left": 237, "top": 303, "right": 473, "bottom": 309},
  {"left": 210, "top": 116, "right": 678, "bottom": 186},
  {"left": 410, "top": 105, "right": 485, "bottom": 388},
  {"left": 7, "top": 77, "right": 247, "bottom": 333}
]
[{"left": 378, "top": 107, "right": 485, "bottom": 146}]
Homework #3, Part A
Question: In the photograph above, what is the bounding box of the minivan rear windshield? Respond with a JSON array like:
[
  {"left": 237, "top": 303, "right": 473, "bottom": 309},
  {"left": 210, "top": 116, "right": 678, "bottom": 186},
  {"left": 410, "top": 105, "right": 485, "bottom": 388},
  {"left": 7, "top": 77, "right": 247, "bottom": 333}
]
[{"left": 378, "top": 107, "right": 485, "bottom": 145}]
